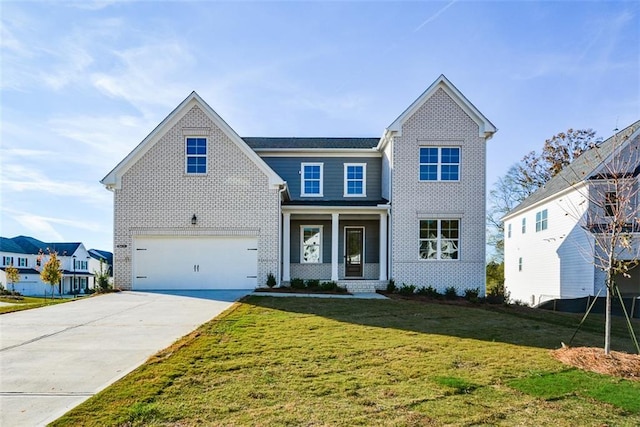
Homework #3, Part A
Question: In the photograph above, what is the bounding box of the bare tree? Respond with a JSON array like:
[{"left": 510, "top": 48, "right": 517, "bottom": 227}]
[{"left": 558, "top": 125, "right": 640, "bottom": 354}]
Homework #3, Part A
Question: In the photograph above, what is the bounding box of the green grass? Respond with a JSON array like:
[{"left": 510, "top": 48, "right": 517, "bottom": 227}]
[
  {"left": 52, "top": 297, "right": 640, "bottom": 426},
  {"left": 0, "top": 295, "right": 72, "bottom": 314}
]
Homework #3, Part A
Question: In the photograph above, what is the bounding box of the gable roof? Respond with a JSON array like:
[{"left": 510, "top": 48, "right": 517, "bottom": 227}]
[
  {"left": 101, "top": 92, "right": 285, "bottom": 190},
  {"left": 0, "top": 236, "right": 82, "bottom": 256},
  {"left": 243, "top": 137, "right": 380, "bottom": 150},
  {"left": 89, "top": 249, "right": 113, "bottom": 264},
  {"left": 504, "top": 120, "right": 640, "bottom": 220},
  {"left": 384, "top": 74, "right": 497, "bottom": 141}
]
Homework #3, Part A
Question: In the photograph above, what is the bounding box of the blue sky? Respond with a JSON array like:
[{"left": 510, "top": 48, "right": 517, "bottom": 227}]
[{"left": 1, "top": 0, "right": 638, "bottom": 252}]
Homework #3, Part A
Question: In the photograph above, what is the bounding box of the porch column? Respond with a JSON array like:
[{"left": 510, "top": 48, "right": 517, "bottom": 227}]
[
  {"left": 379, "top": 212, "right": 388, "bottom": 281},
  {"left": 331, "top": 213, "right": 339, "bottom": 281},
  {"left": 282, "top": 212, "right": 291, "bottom": 282}
]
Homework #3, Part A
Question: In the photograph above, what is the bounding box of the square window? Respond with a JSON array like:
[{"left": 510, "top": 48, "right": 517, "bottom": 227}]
[
  {"left": 419, "top": 147, "right": 460, "bottom": 181},
  {"left": 419, "top": 219, "right": 459, "bottom": 260}
]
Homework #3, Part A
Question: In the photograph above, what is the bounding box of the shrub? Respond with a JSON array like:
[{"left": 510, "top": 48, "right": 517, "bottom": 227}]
[
  {"left": 94, "top": 260, "right": 112, "bottom": 293},
  {"left": 398, "top": 283, "right": 416, "bottom": 296},
  {"left": 464, "top": 288, "right": 480, "bottom": 303},
  {"left": 290, "top": 278, "right": 305, "bottom": 289},
  {"left": 386, "top": 280, "right": 396, "bottom": 293},
  {"left": 266, "top": 273, "right": 276, "bottom": 288},
  {"left": 305, "top": 279, "right": 320, "bottom": 289},
  {"left": 416, "top": 285, "right": 441, "bottom": 299},
  {"left": 486, "top": 282, "right": 511, "bottom": 305},
  {"left": 320, "top": 281, "right": 338, "bottom": 292},
  {"left": 444, "top": 286, "right": 458, "bottom": 300}
]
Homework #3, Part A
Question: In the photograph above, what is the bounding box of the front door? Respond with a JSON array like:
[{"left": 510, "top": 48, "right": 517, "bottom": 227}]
[{"left": 345, "top": 227, "right": 364, "bottom": 277}]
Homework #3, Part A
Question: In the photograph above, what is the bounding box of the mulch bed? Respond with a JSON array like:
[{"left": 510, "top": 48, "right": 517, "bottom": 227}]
[
  {"left": 254, "top": 287, "right": 351, "bottom": 295},
  {"left": 552, "top": 346, "right": 640, "bottom": 381}
]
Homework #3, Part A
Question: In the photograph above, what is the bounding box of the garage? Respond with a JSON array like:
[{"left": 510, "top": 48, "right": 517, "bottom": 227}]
[{"left": 132, "top": 236, "right": 258, "bottom": 290}]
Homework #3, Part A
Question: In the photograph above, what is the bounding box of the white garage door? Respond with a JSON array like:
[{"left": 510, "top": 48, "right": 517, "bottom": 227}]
[{"left": 132, "top": 236, "right": 258, "bottom": 290}]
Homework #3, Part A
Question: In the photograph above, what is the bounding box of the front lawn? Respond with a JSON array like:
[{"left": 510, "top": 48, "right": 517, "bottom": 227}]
[
  {"left": 52, "top": 297, "right": 640, "bottom": 426},
  {"left": 0, "top": 295, "right": 72, "bottom": 314}
]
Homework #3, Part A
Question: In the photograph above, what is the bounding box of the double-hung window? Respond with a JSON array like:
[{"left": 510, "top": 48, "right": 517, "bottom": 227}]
[
  {"left": 344, "top": 163, "right": 366, "bottom": 197},
  {"left": 301, "top": 163, "right": 323, "bottom": 196},
  {"left": 185, "top": 137, "right": 207, "bottom": 174},
  {"left": 419, "top": 219, "right": 459, "bottom": 260},
  {"left": 2, "top": 256, "right": 13, "bottom": 266},
  {"left": 521, "top": 218, "right": 526, "bottom": 234},
  {"left": 18, "top": 258, "right": 27, "bottom": 267},
  {"left": 535, "top": 209, "right": 548, "bottom": 232},
  {"left": 301, "top": 226, "right": 323, "bottom": 263},
  {"left": 419, "top": 147, "right": 460, "bottom": 181}
]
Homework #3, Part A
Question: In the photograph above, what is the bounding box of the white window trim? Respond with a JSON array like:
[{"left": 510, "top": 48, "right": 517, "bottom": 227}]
[
  {"left": 419, "top": 219, "right": 461, "bottom": 261},
  {"left": 301, "top": 162, "right": 324, "bottom": 197},
  {"left": 521, "top": 217, "right": 526, "bottom": 234},
  {"left": 344, "top": 163, "right": 367, "bottom": 197},
  {"left": 300, "top": 225, "right": 323, "bottom": 263},
  {"left": 419, "top": 146, "right": 461, "bottom": 182},
  {"left": 185, "top": 137, "right": 208, "bottom": 175},
  {"left": 535, "top": 209, "right": 548, "bottom": 232},
  {"left": 507, "top": 223, "right": 512, "bottom": 238}
]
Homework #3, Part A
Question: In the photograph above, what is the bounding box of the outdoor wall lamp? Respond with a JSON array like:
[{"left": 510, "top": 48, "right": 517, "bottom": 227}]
[{"left": 191, "top": 214, "right": 197, "bottom": 225}]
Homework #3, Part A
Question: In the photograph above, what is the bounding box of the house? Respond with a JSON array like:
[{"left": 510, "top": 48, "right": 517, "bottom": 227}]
[
  {"left": 0, "top": 235, "right": 112, "bottom": 296},
  {"left": 101, "top": 75, "right": 496, "bottom": 293},
  {"left": 503, "top": 121, "right": 640, "bottom": 306}
]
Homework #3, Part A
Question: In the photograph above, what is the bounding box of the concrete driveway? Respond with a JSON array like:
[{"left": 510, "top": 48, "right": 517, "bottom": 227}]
[{"left": 0, "top": 290, "right": 249, "bottom": 426}]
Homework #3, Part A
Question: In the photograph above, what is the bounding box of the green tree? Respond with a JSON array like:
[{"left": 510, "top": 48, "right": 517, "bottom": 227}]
[
  {"left": 5, "top": 264, "right": 20, "bottom": 293},
  {"left": 40, "top": 251, "right": 62, "bottom": 299},
  {"left": 94, "top": 259, "right": 111, "bottom": 293}
]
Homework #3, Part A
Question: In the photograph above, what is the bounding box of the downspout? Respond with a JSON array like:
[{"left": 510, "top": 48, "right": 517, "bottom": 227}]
[{"left": 277, "top": 184, "right": 287, "bottom": 287}]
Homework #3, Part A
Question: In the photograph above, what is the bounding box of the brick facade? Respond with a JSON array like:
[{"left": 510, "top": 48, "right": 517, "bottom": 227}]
[
  {"left": 112, "top": 104, "right": 280, "bottom": 289},
  {"left": 390, "top": 87, "right": 487, "bottom": 294}
]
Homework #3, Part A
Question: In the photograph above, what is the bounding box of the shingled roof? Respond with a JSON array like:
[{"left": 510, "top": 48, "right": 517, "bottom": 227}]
[
  {"left": 505, "top": 120, "right": 640, "bottom": 219},
  {"left": 243, "top": 137, "right": 380, "bottom": 150}
]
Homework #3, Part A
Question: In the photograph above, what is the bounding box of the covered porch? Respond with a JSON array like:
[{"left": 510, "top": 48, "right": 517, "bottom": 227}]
[{"left": 281, "top": 205, "right": 389, "bottom": 289}]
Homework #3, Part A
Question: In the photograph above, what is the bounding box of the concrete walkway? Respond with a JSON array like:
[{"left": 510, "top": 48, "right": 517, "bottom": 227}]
[{"left": 0, "top": 290, "right": 249, "bottom": 427}]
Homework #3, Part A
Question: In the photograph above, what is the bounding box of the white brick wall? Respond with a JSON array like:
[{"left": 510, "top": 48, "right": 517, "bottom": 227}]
[
  {"left": 390, "top": 87, "right": 487, "bottom": 294},
  {"left": 113, "top": 105, "right": 279, "bottom": 290}
]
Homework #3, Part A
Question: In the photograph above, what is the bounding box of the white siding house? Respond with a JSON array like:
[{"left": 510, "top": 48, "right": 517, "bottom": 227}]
[{"left": 504, "top": 121, "right": 640, "bottom": 305}]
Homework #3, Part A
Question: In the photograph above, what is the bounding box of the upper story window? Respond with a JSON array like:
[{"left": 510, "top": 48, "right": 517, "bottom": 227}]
[
  {"left": 419, "top": 147, "right": 460, "bottom": 181},
  {"left": 419, "top": 219, "right": 459, "bottom": 260},
  {"left": 301, "top": 226, "right": 323, "bottom": 263},
  {"left": 507, "top": 223, "right": 512, "bottom": 238},
  {"left": 521, "top": 218, "right": 526, "bottom": 234},
  {"left": 2, "top": 256, "right": 14, "bottom": 266},
  {"left": 535, "top": 209, "right": 548, "bottom": 232},
  {"left": 185, "top": 137, "right": 207, "bottom": 174},
  {"left": 18, "top": 257, "right": 27, "bottom": 267},
  {"left": 604, "top": 192, "right": 618, "bottom": 217},
  {"left": 344, "top": 163, "right": 366, "bottom": 197},
  {"left": 301, "top": 163, "right": 323, "bottom": 197}
]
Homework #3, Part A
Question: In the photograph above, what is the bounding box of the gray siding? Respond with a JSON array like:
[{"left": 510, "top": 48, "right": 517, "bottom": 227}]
[
  {"left": 262, "top": 157, "right": 382, "bottom": 201},
  {"left": 290, "top": 219, "right": 379, "bottom": 263}
]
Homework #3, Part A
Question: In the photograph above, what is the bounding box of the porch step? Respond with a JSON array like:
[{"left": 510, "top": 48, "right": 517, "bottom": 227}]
[{"left": 339, "top": 280, "right": 387, "bottom": 294}]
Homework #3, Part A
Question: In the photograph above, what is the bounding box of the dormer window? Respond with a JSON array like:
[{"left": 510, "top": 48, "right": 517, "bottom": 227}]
[
  {"left": 344, "top": 163, "right": 366, "bottom": 197},
  {"left": 301, "top": 163, "right": 323, "bottom": 197}
]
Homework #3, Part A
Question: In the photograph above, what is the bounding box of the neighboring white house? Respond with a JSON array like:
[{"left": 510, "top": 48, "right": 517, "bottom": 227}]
[
  {"left": 101, "top": 75, "right": 496, "bottom": 293},
  {"left": 503, "top": 121, "right": 640, "bottom": 306},
  {"left": 0, "top": 236, "right": 113, "bottom": 296}
]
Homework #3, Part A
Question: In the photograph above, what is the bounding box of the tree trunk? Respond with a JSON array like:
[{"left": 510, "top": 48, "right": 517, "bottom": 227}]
[{"left": 605, "top": 279, "right": 612, "bottom": 355}]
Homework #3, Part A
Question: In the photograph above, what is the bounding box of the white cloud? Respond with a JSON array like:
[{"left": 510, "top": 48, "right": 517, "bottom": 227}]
[
  {"left": 91, "top": 42, "right": 194, "bottom": 111},
  {"left": 1, "top": 164, "right": 111, "bottom": 207}
]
